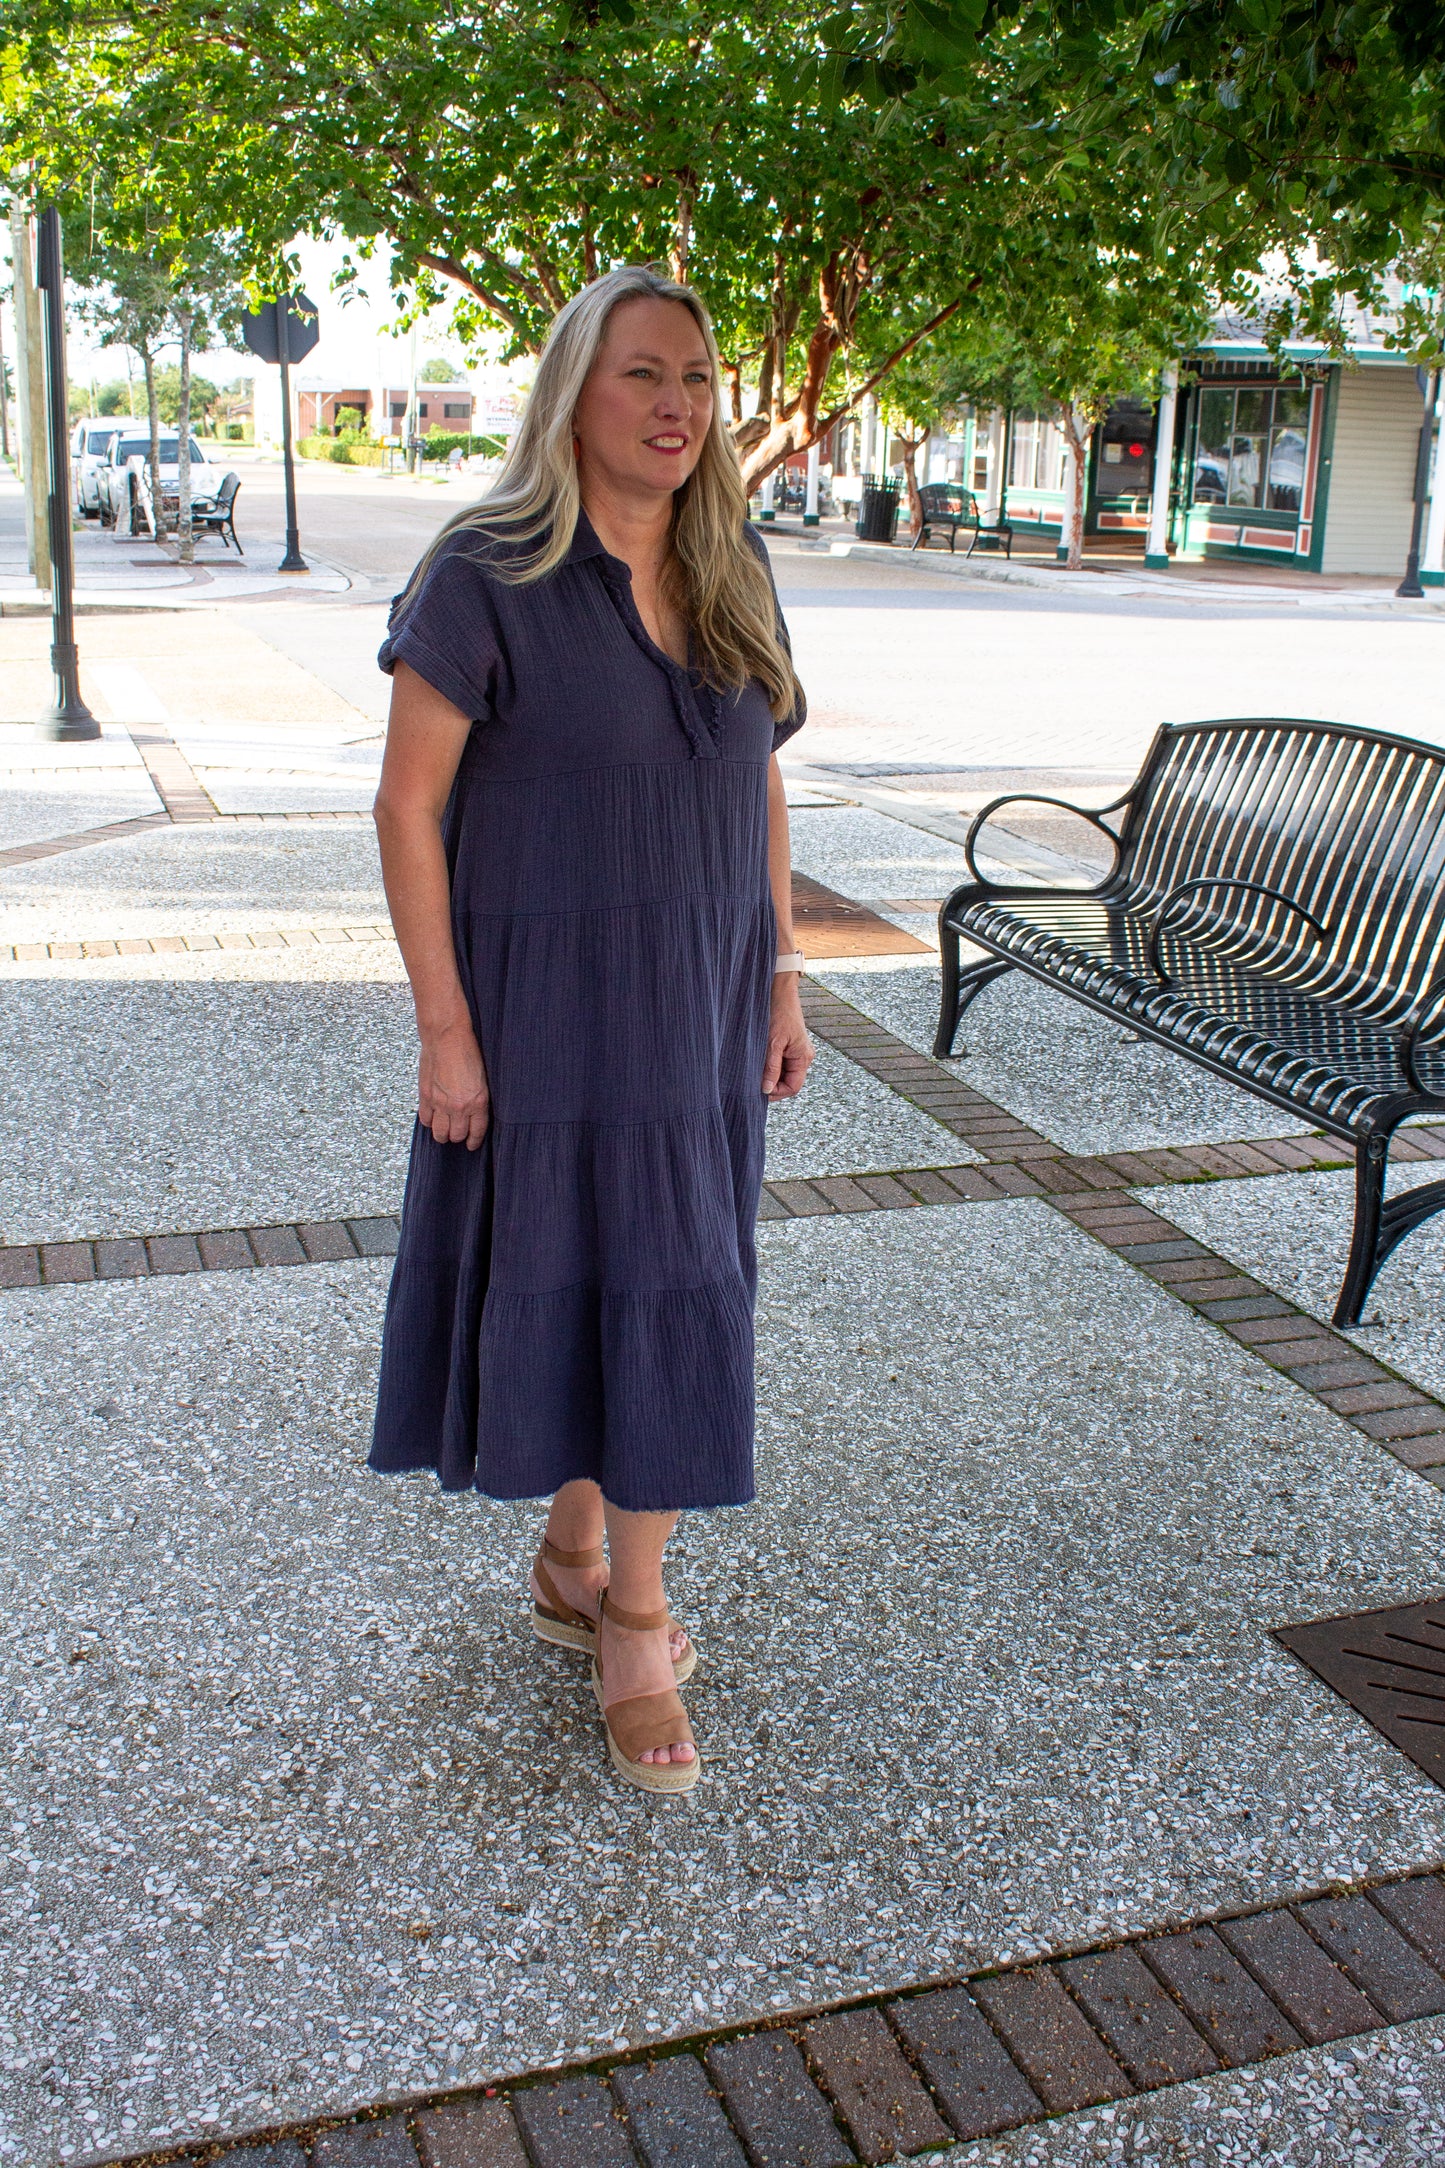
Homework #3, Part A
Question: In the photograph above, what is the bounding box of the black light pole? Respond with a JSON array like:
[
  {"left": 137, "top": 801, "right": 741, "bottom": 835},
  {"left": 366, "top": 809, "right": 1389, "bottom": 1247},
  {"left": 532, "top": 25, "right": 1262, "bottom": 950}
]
[
  {"left": 276, "top": 295, "right": 307, "bottom": 573},
  {"left": 1397, "top": 368, "right": 1441, "bottom": 601},
  {"left": 35, "top": 207, "right": 98, "bottom": 742}
]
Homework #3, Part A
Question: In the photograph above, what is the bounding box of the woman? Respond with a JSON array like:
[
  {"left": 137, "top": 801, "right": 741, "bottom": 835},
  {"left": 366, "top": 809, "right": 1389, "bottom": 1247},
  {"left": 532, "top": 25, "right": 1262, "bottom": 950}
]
[{"left": 370, "top": 265, "right": 812, "bottom": 1795}]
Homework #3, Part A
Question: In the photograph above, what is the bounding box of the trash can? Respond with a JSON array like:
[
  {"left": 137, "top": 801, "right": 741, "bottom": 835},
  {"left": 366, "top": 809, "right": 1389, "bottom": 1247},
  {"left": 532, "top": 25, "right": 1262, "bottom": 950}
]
[{"left": 855, "top": 474, "right": 900, "bottom": 543}]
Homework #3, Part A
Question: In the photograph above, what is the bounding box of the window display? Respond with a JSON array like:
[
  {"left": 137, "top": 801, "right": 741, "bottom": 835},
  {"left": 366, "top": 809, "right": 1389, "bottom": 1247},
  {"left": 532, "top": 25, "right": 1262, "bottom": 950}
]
[{"left": 1191, "top": 382, "right": 1312, "bottom": 513}]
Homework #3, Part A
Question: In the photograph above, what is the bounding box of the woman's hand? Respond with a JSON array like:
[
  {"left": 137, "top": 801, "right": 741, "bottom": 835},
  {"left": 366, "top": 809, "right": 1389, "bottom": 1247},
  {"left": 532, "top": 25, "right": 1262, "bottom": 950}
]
[
  {"left": 418, "top": 1016, "right": 491, "bottom": 1148},
  {"left": 762, "top": 975, "right": 814, "bottom": 1101}
]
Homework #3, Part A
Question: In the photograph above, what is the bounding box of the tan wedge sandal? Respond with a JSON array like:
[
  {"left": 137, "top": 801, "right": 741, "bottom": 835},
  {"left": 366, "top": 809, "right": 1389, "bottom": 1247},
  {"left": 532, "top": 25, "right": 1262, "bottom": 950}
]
[
  {"left": 591, "top": 1593, "right": 700, "bottom": 1796},
  {"left": 530, "top": 1539, "right": 697, "bottom": 1683}
]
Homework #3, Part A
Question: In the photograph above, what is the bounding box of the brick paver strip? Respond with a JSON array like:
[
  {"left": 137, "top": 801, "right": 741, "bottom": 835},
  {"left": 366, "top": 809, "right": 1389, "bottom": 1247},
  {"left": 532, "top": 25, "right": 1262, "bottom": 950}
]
[
  {"left": 38, "top": 1239, "right": 94, "bottom": 1283},
  {"left": 968, "top": 1967, "right": 1132, "bottom": 2112},
  {"left": 99, "top": 1870, "right": 1445, "bottom": 2168},
  {"left": 313, "top": 2119, "right": 421, "bottom": 2168},
  {"left": 249, "top": 1224, "right": 310, "bottom": 1267},
  {"left": 198, "top": 1228, "right": 256, "bottom": 1271},
  {"left": 1054, "top": 1948, "right": 1218, "bottom": 2087},
  {"left": 210, "top": 2147, "right": 308, "bottom": 2168},
  {"left": 1, "top": 921, "right": 398, "bottom": 964},
  {"left": 414, "top": 2099, "right": 531, "bottom": 2168},
  {"left": 348, "top": 1215, "right": 402, "bottom": 1256},
  {"left": 127, "top": 721, "right": 218, "bottom": 824},
  {"left": 511, "top": 2072, "right": 640, "bottom": 2167},
  {"left": 1296, "top": 1894, "right": 1445, "bottom": 2022},
  {"left": 1373, "top": 1876, "right": 1445, "bottom": 1972},
  {"left": 801, "top": 2007, "right": 950, "bottom": 2162},
  {"left": 885, "top": 1986, "right": 1042, "bottom": 2140},
  {"left": 610, "top": 2055, "right": 751, "bottom": 2167},
  {"left": 0, "top": 1246, "right": 40, "bottom": 1287},
  {"left": 705, "top": 2032, "right": 856, "bottom": 2166},
  {"left": 1139, "top": 1928, "right": 1305, "bottom": 2066},
  {"left": 1216, "top": 1911, "right": 1383, "bottom": 2043},
  {"left": 0, "top": 810, "right": 172, "bottom": 871},
  {"left": 298, "top": 1219, "right": 361, "bottom": 1262},
  {"left": 94, "top": 1236, "right": 149, "bottom": 1279}
]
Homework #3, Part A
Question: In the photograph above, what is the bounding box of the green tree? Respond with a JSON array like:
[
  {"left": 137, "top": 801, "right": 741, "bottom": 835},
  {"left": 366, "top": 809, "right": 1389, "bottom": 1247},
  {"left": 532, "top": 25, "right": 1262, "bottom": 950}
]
[
  {"left": 419, "top": 354, "right": 465, "bottom": 382},
  {"left": 2, "top": 0, "right": 1078, "bottom": 484},
  {"left": 95, "top": 376, "right": 136, "bottom": 415},
  {"left": 151, "top": 364, "right": 220, "bottom": 427}
]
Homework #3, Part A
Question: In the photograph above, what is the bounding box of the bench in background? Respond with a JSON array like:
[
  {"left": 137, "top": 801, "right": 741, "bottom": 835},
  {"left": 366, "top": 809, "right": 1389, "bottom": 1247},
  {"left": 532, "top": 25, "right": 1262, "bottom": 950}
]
[{"left": 934, "top": 717, "right": 1445, "bottom": 1325}]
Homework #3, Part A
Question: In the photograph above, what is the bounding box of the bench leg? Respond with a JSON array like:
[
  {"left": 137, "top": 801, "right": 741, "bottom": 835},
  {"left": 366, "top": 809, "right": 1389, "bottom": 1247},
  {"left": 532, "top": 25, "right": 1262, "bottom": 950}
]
[
  {"left": 1336, "top": 1128, "right": 1445, "bottom": 1326},
  {"left": 934, "top": 930, "right": 1013, "bottom": 1058}
]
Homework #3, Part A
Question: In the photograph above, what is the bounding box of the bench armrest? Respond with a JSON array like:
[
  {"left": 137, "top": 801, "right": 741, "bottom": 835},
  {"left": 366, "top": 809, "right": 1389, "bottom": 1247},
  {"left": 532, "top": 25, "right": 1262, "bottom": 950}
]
[
  {"left": 1399, "top": 974, "right": 1445, "bottom": 1096},
  {"left": 963, "top": 793, "right": 1126, "bottom": 889},
  {"left": 1147, "top": 876, "right": 1329, "bottom": 986}
]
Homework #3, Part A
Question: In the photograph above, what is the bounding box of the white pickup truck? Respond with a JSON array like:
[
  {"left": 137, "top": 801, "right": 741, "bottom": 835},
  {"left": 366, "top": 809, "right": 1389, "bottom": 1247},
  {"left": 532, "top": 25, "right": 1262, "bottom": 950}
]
[{"left": 96, "top": 431, "right": 215, "bottom": 534}]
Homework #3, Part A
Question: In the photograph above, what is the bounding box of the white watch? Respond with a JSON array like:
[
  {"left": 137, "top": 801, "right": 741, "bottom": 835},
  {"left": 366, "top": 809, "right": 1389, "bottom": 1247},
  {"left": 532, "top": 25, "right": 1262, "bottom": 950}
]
[{"left": 774, "top": 950, "right": 805, "bottom": 973}]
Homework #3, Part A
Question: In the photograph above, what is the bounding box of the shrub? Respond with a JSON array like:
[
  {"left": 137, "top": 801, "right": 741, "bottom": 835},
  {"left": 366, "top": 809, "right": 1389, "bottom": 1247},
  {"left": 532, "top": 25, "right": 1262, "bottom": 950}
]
[{"left": 420, "top": 431, "right": 506, "bottom": 462}]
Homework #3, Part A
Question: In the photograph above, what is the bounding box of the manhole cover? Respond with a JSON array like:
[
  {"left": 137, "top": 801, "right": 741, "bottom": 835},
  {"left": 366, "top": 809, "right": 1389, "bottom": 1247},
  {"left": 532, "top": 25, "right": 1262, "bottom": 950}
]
[{"left": 1276, "top": 1597, "right": 1445, "bottom": 1789}]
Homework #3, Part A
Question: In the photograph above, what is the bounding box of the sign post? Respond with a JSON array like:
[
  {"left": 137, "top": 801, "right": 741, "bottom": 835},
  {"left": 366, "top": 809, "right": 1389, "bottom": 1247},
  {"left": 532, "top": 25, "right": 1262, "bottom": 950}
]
[
  {"left": 241, "top": 293, "right": 319, "bottom": 574},
  {"left": 36, "top": 208, "right": 98, "bottom": 741}
]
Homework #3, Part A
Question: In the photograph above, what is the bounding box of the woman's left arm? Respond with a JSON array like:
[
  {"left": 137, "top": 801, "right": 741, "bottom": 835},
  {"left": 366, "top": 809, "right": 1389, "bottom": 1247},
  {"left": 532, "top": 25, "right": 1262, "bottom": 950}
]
[{"left": 762, "top": 754, "right": 814, "bottom": 1102}]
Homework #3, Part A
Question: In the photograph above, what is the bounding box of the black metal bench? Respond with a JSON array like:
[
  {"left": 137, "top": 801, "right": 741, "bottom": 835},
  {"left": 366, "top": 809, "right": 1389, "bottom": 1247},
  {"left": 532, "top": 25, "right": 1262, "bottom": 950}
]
[
  {"left": 933, "top": 717, "right": 1445, "bottom": 1325},
  {"left": 190, "top": 471, "right": 242, "bottom": 554},
  {"left": 911, "top": 483, "right": 979, "bottom": 554}
]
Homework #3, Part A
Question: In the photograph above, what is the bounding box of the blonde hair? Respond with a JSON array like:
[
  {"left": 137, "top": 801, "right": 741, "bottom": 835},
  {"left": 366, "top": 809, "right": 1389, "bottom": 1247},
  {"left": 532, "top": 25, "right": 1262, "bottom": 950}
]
[{"left": 398, "top": 266, "right": 801, "bottom": 721}]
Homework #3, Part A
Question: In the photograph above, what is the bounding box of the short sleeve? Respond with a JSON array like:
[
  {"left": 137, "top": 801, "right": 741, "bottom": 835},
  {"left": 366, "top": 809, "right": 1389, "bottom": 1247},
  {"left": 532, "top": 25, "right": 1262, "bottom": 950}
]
[
  {"left": 378, "top": 534, "right": 502, "bottom": 723},
  {"left": 743, "top": 520, "right": 806, "bottom": 751}
]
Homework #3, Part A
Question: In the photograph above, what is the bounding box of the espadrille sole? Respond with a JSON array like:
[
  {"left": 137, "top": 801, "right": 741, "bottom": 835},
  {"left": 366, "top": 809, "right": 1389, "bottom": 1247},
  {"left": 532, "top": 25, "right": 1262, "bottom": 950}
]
[
  {"left": 590, "top": 1667, "right": 700, "bottom": 1795},
  {"left": 532, "top": 1604, "right": 697, "bottom": 1684}
]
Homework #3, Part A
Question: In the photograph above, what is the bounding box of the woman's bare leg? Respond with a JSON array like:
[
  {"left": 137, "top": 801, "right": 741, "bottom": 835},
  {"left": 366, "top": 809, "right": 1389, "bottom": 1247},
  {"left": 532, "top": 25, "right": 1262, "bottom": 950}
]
[
  {"left": 532, "top": 1479, "right": 607, "bottom": 1619},
  {"left": 600, "top": 1505, "right": 694, "bottom": 1766}
]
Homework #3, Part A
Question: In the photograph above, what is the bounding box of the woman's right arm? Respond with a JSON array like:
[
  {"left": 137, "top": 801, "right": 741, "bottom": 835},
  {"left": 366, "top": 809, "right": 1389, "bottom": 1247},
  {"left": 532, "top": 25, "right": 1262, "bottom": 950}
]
[{"left": 373, "top": 658, "right": 491, "bottom": 1150}]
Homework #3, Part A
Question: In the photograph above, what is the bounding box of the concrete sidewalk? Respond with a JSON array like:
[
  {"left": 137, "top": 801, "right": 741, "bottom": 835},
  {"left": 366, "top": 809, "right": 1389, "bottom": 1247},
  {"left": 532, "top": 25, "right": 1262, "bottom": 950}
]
[
  {"left": 4, "top": 589, "right": 1445, "bottom": 2168},
  {"left": 0, "top": 464, "right": 351, "bottom": 612}
]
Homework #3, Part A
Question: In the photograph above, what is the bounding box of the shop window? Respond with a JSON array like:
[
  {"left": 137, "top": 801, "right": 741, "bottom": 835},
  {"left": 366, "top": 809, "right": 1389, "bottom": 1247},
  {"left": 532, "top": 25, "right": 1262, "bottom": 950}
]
[
  {"left": 1008, "top": 412, "right": 1066, "bottom": 491},
  {"left": 443, "top": 402, "right": 470, "bottom": 418},
  {"left": 1192, "top": 383, "right": 1311, "bottom": 512},
  {"left": 1097, "top": 400, "right": 1154, "bottom": 497}
]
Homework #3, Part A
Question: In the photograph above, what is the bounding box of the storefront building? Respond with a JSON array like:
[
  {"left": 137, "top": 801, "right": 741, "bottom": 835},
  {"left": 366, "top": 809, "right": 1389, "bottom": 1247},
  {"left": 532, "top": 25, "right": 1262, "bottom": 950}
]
[{"left": 971, "top": 329, "right": 1440, "bottom": 582}]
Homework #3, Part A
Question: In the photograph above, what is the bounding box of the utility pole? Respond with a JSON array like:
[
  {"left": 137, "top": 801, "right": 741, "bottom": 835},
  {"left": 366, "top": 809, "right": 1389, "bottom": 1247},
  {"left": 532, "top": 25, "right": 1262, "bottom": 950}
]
[{"left": 8, "top": 197, "right": 51, "bottom": 588}]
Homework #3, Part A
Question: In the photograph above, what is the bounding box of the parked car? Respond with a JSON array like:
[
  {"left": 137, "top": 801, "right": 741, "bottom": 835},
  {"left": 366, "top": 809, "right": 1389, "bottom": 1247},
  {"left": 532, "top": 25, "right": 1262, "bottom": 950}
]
[
  {"left": 96, "top": 431, "right": 214, "bottom": 534},
  {"left": 71, "top": 418, "right": 121, "bottom": 516}
]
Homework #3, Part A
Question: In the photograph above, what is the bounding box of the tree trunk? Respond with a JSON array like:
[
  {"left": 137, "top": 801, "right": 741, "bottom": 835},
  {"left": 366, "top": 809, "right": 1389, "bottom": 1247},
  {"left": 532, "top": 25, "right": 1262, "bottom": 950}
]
[
  {"left": 8, "top": 198, "right": 50, "bottom": 587},
  {"left": 894, "top": 431, "right": 927, "bottom": 534},
  {"left": 671, "top": 187, "right": 693, "bottom": 285},
  {"left": 737, "top": 299, "right": 961, "bottom": 494},
  {"left": 176, "top": 307, "right": 194, "bottom": 565},
  {"left": 1060, "top": 403, "right": 1090, "bottom": 571},
  {"left": 0, "top": 299, "right": 10, "bottom": 460},
  {"left": 143, "top": 347, "right": 164, "bottom": 538}
]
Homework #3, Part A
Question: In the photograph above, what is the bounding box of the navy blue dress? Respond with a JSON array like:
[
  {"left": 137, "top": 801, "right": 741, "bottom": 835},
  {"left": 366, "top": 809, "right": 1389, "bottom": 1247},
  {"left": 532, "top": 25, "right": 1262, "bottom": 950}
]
[{"left": 368, "top": 512, "right": 803, "bottom": 1511}]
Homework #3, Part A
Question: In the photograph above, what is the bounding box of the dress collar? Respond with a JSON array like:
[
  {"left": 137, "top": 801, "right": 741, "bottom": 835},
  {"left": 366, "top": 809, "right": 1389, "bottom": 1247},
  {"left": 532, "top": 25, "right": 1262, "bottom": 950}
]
[{"left": 564, "top": 506, "right": 616, "bottom": 571}]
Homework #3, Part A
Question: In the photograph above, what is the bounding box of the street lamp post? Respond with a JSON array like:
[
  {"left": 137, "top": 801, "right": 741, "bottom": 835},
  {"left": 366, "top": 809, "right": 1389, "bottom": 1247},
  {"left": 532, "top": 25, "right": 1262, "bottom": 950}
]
[
  {"left": 35, "top": 207, "right": 98, "bottom": 742},
  {"left": 1397, "top": 369, "right": 1441, "bottom": 601},
  {"left": 276, "top": 298, "right": 307, "bottom": 573}
]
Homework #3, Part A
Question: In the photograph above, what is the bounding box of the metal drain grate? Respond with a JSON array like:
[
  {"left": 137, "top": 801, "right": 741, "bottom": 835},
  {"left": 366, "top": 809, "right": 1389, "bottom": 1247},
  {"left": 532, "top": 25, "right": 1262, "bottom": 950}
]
[{"left": 1277, "top": 1597, "right": 1445, "bottom": 1789}]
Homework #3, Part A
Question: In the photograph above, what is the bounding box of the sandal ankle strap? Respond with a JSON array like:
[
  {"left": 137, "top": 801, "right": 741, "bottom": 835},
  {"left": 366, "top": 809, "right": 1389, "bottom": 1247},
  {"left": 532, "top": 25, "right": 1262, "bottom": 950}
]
[
  {"left": 542, "top": 1537, "right": 605, "bottom": 1569},
  {"left": 601, "top": 1591, "right": 671, "bottom": 1633}
]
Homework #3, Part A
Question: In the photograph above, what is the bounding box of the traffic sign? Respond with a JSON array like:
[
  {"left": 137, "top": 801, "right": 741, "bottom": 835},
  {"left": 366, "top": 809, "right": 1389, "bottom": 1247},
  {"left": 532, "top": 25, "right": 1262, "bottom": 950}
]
[
  {"left": 240, "top": 293, "right": 318, "bottom": 571},
  {"left": 241, "top": 293, "right": 320, "bottom": 366}
]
